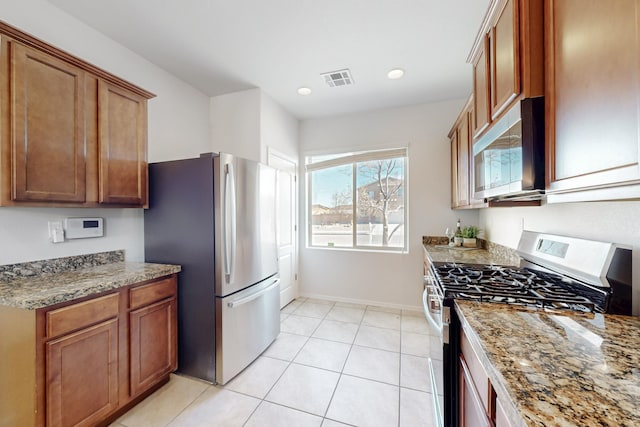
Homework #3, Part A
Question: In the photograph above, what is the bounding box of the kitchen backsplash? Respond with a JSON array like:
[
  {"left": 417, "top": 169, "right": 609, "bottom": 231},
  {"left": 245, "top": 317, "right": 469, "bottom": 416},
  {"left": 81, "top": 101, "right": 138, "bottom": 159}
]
[
  {"left": 0, "top": 250, "right": 124, "bottom": 282},
  {"left": 483, "top": 240, "right": 520, "bottom": 265}
]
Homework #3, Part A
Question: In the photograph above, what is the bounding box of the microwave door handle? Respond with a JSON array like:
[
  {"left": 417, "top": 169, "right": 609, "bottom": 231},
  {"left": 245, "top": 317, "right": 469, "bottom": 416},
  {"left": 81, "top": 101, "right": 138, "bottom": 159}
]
[{"left": 224, "top": 162, "right": 237, "bottom": 283}]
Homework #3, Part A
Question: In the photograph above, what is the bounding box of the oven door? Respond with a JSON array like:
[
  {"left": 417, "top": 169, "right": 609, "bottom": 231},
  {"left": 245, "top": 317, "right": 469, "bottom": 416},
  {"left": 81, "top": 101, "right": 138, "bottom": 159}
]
[
  {"left": 423, "top": 272, "right": 460, "bottom": 427},
  {"left": 423, "top": 274, "right": 447, "bottom": 427}
]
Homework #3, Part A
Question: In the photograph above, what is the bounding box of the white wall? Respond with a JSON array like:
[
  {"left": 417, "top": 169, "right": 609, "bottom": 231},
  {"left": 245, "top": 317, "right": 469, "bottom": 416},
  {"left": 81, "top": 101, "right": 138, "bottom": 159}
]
[
  {"left": 210, "top": 89, "right": 262, "bottom": 161},
  {"left": 260, "top": 92, "right": 299, "bottom": 162},
  {"left": 299, "top": 100, "right": 479, "bottom": 309},
  {"left": 210, "top": 88, "right": 299, "bottom": 163},
  {"left": 479, "top": 201, "right": 640, "bottom": 313},
  {"left": 0, "top": 0, "right": 211, "bottom": 264},
  {"left": 0, "top": 208, "right": 143, "bottom": 265}
]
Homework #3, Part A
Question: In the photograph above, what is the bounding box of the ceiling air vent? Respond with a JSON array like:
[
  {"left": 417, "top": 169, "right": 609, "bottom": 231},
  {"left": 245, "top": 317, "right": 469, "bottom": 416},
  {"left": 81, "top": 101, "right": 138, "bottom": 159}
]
[{"left": 321, "top": 69, "right": 354, "bottom": 87}]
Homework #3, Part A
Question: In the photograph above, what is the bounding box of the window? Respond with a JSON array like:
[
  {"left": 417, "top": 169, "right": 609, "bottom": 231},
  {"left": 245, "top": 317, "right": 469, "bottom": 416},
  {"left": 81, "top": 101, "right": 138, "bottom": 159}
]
[{"left": 306, "top": 147, "right": 408, "bottom": 251}]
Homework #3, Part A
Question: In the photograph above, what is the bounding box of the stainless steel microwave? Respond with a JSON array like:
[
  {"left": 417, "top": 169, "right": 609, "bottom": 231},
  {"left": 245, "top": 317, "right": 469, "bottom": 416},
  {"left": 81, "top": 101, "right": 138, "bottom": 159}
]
[{"left": 472, "top": 97, "right": 545, "bottom": 201}]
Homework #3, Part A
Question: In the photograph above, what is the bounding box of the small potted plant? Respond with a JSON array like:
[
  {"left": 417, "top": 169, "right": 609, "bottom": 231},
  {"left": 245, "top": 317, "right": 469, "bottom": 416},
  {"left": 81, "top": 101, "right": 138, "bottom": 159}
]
[{"left": 461, "top": 226, "right": 479, "bottom": 248}]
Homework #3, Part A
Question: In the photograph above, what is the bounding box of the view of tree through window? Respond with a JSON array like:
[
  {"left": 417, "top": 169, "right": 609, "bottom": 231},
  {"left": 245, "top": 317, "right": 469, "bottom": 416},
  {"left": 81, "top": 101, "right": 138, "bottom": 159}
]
[{"left": 306, "top": 148, "right": 407, "bottom": 251}]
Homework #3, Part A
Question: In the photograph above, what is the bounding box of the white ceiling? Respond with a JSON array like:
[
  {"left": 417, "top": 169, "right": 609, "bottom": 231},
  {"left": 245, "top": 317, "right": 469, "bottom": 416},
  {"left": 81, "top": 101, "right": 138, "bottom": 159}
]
[{"left": 49, "top": 0, "right": 490, "bottom": 119}]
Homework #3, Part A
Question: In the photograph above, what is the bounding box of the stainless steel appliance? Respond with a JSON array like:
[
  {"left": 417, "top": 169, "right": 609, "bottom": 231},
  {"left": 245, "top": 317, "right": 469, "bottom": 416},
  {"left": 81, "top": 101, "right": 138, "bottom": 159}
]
[
  {"left": 144, "top": 153, "right": 280, "bottom": 385},
  {"left": 423, "top": 231, "right": 632, "bottom": 427},
  {"left": 473, "top": 97, "right": 545, "bottom": 201}
]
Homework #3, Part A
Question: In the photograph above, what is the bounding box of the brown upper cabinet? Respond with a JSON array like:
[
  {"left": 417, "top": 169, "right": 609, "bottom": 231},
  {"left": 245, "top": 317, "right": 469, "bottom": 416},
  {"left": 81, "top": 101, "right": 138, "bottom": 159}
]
[
  {"left": 99, "top": 81, "right": 148, "bottom": 206},
  {"left": 0, "top": 21, "right": 154, "bottom": 208},
  {"left": 545, "top": 0, "right": 640, "bottom": 202},
  {"left": 9, "top": 42, "right": 87, "bottom": 203},
  {"left": 469, "top": 0, "right": 543, "bottom": 139},
  {"left": 471, "top": 41, "right": 490, "bottom": 137},
  {"left": 449, "top": 96, "right": 486, "bottom": 209}
]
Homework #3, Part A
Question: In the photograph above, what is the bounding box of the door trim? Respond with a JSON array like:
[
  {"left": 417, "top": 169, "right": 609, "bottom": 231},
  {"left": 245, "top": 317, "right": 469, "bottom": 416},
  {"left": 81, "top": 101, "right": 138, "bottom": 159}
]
[{"left": 267, "top": 147, "right": 298, "bottom": 308}]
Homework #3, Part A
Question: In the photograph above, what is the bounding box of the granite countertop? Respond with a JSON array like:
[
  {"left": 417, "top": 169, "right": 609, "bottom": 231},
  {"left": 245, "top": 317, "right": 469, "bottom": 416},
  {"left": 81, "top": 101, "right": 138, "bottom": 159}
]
[
  {"left": 0, "top": 261, "right": 181, "bottom": 310},
  {"left": 456, "top": 300, "right": 640, "bottom": 427},
  {"left": 423, "top": 242, "right": 519, "bottom": 266}
]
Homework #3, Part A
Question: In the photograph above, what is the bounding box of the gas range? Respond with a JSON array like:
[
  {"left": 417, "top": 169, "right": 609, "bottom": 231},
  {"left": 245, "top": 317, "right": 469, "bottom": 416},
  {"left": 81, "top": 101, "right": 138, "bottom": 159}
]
[
  {"left": 423, "top": 231, "right": 633, "bottom": 427},
  {"left": 425, "top": 231, "right": 632, "bottom": 316},
  {"left": 431, "top": 262, "right": 606, "bottom": 313}
]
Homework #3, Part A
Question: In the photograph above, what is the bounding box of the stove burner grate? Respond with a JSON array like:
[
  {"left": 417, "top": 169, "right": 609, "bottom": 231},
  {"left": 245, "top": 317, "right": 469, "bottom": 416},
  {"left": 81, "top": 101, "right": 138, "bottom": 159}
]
[{"left": 431, "top": 262, "right": 605, "bottom": 313}]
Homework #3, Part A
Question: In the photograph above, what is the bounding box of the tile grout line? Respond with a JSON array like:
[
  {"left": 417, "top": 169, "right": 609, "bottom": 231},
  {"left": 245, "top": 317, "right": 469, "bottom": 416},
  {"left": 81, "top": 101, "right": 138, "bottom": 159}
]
[
  {"left": 123, "top": 301, "right": 431, "bottom": 426},
  {"left": 240, "top": 297, "right": 317, "bottom": 426},
  {"left": 160, "top": 379, "right": 211, "bottom": 427},
  {"left": 256, "top": 298, "right": 337, "bottom": 424},
  {"left": 251, "top": 299, "right": 329, "bottom": 424},
  {"left": 320, "top": 304, "right": 365, "bottom": 423}
]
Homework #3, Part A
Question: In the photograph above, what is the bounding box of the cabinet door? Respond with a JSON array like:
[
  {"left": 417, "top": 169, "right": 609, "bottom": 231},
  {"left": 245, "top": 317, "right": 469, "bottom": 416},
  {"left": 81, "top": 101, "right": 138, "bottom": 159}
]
[
  {"left": 495, "top": 395, "right": 512, "bottom": 427},
  {"left": 459, "top": 357, "right": 491, "bottom": 427},
  {"left": 472, "top": 37, "right": 491, "bottom": 137},
  {"left": 546, "top": 0, "right": 640, "bottom": 195},
  {"left": 130, "top": 297, "right": 177, "bottom": 396},
  {"left": 490, "top": 0, "right": 520, "bottom": 119},
  {"left": 46, "top": 318, "right": 118, "bottom": 427},
  {"left": 451, "top": 134, "right": 460, "bottom": 208},
  {"left": 10, "top": 42, "right": 86, "bottom": 202},
  {"left": 98, "top": 80, "right": 148, "bottom": 206},
  {"left": 456, "top": 113, "right": 471, "bottom": 207}
]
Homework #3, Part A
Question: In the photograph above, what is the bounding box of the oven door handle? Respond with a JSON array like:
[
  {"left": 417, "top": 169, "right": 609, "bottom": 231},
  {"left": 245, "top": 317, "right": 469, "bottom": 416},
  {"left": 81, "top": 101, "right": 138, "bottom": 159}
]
[
  {"left": 422, "top": 287, "right": 443, "bottom": 335},
  {"left": 428, "top": 357, "right": 444, "bottom": 427}
]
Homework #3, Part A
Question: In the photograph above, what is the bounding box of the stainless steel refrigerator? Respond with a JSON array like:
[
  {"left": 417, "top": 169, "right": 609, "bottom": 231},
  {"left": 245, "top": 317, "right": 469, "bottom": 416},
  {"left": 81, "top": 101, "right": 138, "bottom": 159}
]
[{"left": 144, "top": 152, "right": 280, "bottom": 384}]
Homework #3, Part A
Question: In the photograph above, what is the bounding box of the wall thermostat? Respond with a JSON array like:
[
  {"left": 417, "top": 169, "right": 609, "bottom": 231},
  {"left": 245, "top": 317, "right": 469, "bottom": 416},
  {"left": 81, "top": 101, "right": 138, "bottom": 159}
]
[{"left": 64, "top": 217, "right": 104, "bottom": 239}]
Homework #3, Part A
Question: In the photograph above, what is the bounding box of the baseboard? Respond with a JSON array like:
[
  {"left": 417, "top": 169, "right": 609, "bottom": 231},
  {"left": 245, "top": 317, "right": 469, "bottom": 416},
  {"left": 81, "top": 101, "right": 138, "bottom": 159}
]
[{"left": 298, "top": 292, "right": 422, "bottom": 313}]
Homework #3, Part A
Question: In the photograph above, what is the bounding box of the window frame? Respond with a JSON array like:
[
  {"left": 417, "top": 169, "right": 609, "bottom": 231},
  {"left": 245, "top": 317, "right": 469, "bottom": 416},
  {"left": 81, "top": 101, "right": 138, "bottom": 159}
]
[{"left": 305, "top": 147, "right": 409, "bottom": 253}]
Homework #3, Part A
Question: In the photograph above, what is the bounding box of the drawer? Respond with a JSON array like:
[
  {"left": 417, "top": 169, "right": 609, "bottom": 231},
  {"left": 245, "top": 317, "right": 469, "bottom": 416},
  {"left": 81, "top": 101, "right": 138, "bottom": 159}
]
[
  {"left": 461, "top": 328, "right": 491, "bottom": 411},
  {"left": 129, "top": 276, "right": 176, "bottom": 309},
  {"left": 46, "top": 292, "right": 119, "bottom": 339}
]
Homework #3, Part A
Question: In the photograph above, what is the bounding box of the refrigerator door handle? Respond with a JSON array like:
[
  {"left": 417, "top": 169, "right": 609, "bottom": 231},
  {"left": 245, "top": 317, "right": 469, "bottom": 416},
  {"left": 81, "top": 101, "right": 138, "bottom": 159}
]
[
  {"left": 227, "top": 278, "right": 281, "bottom": 308},
  {"left": 224, "top": 162, "right": 237, "bottom": 283}
]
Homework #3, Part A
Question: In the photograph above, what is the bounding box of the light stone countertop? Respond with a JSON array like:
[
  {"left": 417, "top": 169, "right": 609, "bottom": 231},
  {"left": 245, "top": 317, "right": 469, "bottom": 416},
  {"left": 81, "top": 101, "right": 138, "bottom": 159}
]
[
  {"left": 423, "top": 244, "right": 519, "bottom": 266},
  {"left": 456, "top": 300, "right": 640, "bottom": 427},
  {"left": 0, "top": 262, "right": 181, "bottom": 310}
]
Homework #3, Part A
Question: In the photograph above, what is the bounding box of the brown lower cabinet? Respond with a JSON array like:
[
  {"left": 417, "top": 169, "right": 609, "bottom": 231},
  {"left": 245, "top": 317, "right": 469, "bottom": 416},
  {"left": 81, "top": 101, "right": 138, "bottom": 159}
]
[
  {"left": 46, "top": 319, "right": 120, "bottom": 427},
  {"left": 460, "top": 328, "right": 512, "bottom": 427},
  {"left": 129, "top": 296, "right": 177, "bottom": 396},
  {"left": 459, "top": 357, "right": 491, "bottom": 427},
  {"left": 0, "top": 274, "right": 177, "bottom": 427}
]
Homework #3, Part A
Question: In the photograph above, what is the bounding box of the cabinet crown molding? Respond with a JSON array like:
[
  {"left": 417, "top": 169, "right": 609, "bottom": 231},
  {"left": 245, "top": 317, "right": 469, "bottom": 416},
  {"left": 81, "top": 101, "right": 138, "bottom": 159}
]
[
  {"left": 467, "top": 0, "right": 511, "bottom": 63},
  {"left": 0, "top": 20, "right": 155, "bottom": 99}
]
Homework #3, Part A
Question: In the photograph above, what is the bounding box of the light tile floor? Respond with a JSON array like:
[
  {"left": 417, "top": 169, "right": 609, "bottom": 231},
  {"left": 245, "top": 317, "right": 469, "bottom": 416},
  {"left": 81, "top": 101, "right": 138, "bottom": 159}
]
[{"left": 112, "top": 298, "right": 442, "bottom": 427}]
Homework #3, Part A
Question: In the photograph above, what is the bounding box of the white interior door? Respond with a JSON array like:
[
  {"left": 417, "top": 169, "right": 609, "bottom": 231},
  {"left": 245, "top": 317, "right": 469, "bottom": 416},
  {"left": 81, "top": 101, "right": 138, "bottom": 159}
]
[{"left": 268, "top": 149, "right": 298, "bottom": 308}]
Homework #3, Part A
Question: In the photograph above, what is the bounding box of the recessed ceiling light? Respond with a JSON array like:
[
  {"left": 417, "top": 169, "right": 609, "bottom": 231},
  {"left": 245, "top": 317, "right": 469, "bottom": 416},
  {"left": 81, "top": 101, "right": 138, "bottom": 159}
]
[
  {"left": 297, "top": 87, "right": 312, "bottom": 96},
  {"left": 387, "top": 68, "right": 405, "bottom": 80}
]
